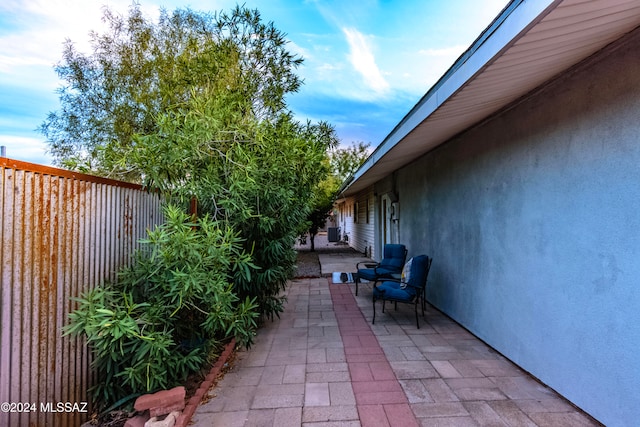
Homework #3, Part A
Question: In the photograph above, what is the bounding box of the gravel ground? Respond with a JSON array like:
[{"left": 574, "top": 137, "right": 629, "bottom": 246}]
[
  {"left": 294, "top": 251, "right": 322, "bottom": 278},
  {"left": 294, "top": 232, "right": 358, "bottom": 278}
]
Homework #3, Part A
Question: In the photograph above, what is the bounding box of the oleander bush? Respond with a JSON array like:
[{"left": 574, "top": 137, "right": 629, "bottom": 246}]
[{"left": 65, "top": 205, "right": 258, "bottom": 407}]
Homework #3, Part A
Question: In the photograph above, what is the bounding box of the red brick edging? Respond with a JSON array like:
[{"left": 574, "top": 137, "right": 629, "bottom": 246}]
[{"left": 175, "top": 338, "right": 236, "bottom": 427}]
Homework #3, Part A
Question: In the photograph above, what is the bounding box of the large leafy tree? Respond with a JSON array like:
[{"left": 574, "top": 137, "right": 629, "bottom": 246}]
[
  {"left": 46, "top": 4, "right": 337, "bottom": 409},
  {"left": 40, "top": 4, "right": 303, "bottom": 178},
  {"left": 131, "top": 90, "right": 337, "bottom": 315},
  {"left": 42, "top": 4, "right": 337, "bottom": 321}
]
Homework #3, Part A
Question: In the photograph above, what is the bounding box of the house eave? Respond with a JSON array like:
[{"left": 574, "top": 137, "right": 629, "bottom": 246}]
[{"left": 340, "top": 0, "right": 640, "bottom": 197}]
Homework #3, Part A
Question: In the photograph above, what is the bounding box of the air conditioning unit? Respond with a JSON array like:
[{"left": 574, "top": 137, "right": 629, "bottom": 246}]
[{"left": 328, "top": 227, "right": 340, "bottom": 242}]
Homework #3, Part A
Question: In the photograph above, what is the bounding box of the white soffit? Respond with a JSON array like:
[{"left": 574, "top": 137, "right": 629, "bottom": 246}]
[{"left": 342, "top": 0, "right": 640, "bottom": 196}]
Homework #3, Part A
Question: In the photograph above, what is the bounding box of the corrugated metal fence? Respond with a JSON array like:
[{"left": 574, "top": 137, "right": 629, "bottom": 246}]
[{"left": 0, "top": 157, "right": 163, "bottom": 427}]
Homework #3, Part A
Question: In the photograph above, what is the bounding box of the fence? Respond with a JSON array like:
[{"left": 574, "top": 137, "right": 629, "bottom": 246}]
[{"left": 0, "top": 157, "right": 163, "bottom": 427}]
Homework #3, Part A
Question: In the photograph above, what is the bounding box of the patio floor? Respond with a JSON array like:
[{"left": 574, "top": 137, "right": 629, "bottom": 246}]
[{"left": 190, "top": 252, "right": 601, "bottom": 427}]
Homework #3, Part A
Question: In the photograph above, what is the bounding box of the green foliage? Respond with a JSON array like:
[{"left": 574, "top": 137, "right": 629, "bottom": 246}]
[
  {"left": 48, "top": 2, "right": 338, "bottom": 378},
  {"left": 330, "top": 141, "right": 371, "bottom": 184},
  {"left": 39, "top": 4, "right": 302, "bottom": 178},
  {"left": 65, "top": 205, "right": 258, "bottom": 408},
  {"left": 301, "top": 141, "right": 371, "bottom": 250},
  {"left": 129, "top": 87, "right": 337, "bottom": 317},
  {"left": 227, "top": 120, "right": 331, "bottom": 316},
  {"left": 302, "top": 171, "right": 339, "bottom": 251}
]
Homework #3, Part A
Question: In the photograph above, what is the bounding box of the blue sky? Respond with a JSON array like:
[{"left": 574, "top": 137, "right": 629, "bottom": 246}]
[{"left": 0, "top": 0, "right": 509, "bottom": 165}]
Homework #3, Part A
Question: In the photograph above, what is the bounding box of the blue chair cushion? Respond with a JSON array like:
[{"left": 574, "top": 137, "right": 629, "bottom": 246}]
[
  {"left": 373, "top": 281, "right": 416, "bottom": 301},
  {"left": 358, "top": 267, "right": 397, "bottom": 281},
  {"left": 374, "top": 267, "right": 397, "bottom": 276},
  {"left": 378, "top": 244, "right": 406, "bottom": 272},
  {"left": 357, "top": 268, "right": 378, "bottom": 281}
]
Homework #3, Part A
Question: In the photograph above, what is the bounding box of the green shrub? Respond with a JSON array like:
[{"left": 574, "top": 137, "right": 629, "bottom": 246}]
[{"left": 65, "top": 205, "right": 258, "bottom": 408}]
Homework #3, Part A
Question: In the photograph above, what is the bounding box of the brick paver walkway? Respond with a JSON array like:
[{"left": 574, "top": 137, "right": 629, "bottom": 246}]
[
  {"left": 190, "top": 276, "right": 600, "bottom": 426},
  {"left": 331, "top": 283, "right": 418, "bottom": 426}
]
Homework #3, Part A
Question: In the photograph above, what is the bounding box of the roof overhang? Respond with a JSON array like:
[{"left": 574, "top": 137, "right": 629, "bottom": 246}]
[{"left": 340, "top": 0, "right": 640, "bottom": 197}]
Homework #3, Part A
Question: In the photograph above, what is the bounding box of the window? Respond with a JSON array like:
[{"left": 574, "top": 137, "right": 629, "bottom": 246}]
[
  {"left": 366, "top": 198, "right": 370, "bottom": 224},
  {"left": 354, "top": 201, "right": 359, "bottom": 223}
]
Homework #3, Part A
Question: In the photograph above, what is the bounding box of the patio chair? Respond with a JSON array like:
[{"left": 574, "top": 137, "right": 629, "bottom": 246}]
[
  {"left": 354, "top": 244, "right": 407, "bottom": 295},
  {"left": 372, "top": 255, "right": 432, "bottom": 329}
]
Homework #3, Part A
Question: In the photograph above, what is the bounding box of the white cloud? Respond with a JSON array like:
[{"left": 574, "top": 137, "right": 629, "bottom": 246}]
[
  {"left": 378, "top": 44, "right": 470, "bottom": 97},
  {"left": 0, "top": 0, "right": 160, "bottom": 82},
  {"left": 0, "top": 0, "right": 149, "bottom": 166},
  {"left": 0, "top": 135, "right": 52, "bottom": 165},
  {"left": 0, "top": 54, "right": 50, "bottom": 72},
  {"left": 342, "top": 27, "right": 389, "bottom": 95},
  {"left": 286, "top": 40, "right": 311, "bottom": 60}
]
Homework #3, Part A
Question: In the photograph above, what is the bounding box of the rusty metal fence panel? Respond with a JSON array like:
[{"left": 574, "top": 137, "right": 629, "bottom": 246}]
[{"left": 0, "top": 158, "right": 163, "bottom": 427}]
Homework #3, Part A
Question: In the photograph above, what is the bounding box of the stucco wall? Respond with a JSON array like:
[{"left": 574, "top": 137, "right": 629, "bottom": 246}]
[{"left": 396, "top": 29, "right": 640, "bottom": 426}]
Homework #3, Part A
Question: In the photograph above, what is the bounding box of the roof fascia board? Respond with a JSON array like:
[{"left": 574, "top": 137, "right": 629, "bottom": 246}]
[{"left": 342, "top": 0, "right": 557, "bottom": 195}]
